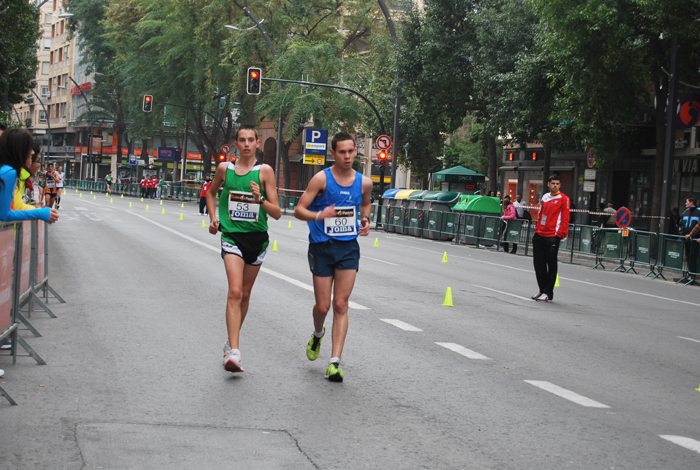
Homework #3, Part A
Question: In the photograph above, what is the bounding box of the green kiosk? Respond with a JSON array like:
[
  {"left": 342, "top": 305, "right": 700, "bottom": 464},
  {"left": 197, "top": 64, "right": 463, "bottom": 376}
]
[{"left": 432, "top": 166, "right": 486, "bottom": 194}]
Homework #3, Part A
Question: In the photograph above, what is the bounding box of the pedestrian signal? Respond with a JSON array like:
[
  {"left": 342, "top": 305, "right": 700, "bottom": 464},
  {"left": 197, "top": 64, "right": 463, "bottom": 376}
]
[
  {"left": 143, "top": 95, "right": 153, "bottom": 112},
  {"left": 247, "top": 67, "right": 262, "bottom": 95}
]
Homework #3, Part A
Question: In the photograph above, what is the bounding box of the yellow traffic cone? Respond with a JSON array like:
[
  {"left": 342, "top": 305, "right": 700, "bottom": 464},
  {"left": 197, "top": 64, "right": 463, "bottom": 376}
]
[
  {"left": 179, "top": 213, "right": 183, "bottom": 220},
  {"left": 75, "top": 189, "right": 78, "bottom": 193},
  {"left": 90, "top": 191, "right": 93, "bottom": 194},
  {"left": 93, "top": 195, "right": 96, "bottom": 200},
  {"left": 121, "top": 194, "right": 124, "bottom": 198},
  {"left": 160, "top": 200, "right": 163, "bottom": 205},
  {"left": 555, "top": 274, "right": 560, "bottom": 287},
  {"left": 110, "top": 198, "right": 113, "bottom": 203},
  {"left": 79, "top": 193, "right": 82, "bottom": 198},
  {"left": 373, "top": 237, "right": 379, "bottom": 247},
  {"left": 161, "top": 208, "right": 165, "bottom": 214},
  {"left": 181, "top": 202, "right": 184, "bottom": 208},
  {"left": 696, "top": 383, "right": 700, "bottom": 391},
  {"left": 442, "top": 252, "right": 448, "bottom": 263},
  {"left": 288, "top": 221, "right": 292, "bottom": 229},
  {"left": 106, "top": 193, "right": 109, "bottom": 197},
  {"left": 443, "top": 287, "right": 454, "bottom": 307},
  {"left": 146, "top": 205, "right": 149, "bottom": 211},
  {"left": 129, "top": 201, "right": 132, "bottom": 207},
  {"left": 201, "top": 220, "right": 206, "bottom": 228},
  {"left": 272, "top": 240, "right": 278, "bottom": 252},
  {"left": 141, "top": 197, "right": 144, "bottom": 202}
]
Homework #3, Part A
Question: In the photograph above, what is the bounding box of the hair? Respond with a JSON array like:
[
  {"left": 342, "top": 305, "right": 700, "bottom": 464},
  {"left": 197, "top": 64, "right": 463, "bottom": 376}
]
[
  {"left": 331, "top": 131, "right": 355, "bottom": 151},
  {"left": 0, "top": 129, "right": 34, "bottom": 191},
  {"left": 235, "top": 124, "right": 258, "bottom": 141},
  {"left": 32, "top": 142, "right": 41, "bottom": 163},
  {"left": 688, "top": 196, "right": 697, "bottom": 206},
  {"left": 502, "top": 195, "right": 511, "bottom": 208},
  {"left": 0, "top": 123, "right": 6, "bottom": 131},
  {"left": 548, "top": 174, "right": 561, "bottom": 183}
]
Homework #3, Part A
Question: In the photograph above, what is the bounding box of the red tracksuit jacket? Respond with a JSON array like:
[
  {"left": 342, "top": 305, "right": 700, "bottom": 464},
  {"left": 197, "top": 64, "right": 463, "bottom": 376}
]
[{"left": 535, "top": 192, "right": 570, "bottom": 239}]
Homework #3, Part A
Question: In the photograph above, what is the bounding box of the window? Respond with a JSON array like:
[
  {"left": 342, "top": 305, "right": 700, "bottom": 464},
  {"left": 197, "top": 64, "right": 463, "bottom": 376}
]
[
  {"left": 57, "top": 75, "right": 61, "bottom": 87},
  {"left": 64, "top": 46, "right": 69, "bottom": 62},
  {"left": 44, "top": 14, "right": 51, "bottom": 26},
  {"left": 55, "top": 105, "right": 59, "bottom": 118},
  {"left": 58, "top": 48, "right": 63, "bottom": 62},
  {"left": 43, "top": 38, "right": 51, "bottom": 50},
  {"left": 41, "top": 62, "right": 49, "bottom": 75},
  {"left": 41, "top": 86, "right": 49, "bottom": 98},
  {"left": 60, "top": 103, "right": 66, "bottom": 118},
  {"left": 48, "top": 78, "right": 52, "bottom": 90},
  {"left": 39, "top": 110, "right": 47, "bottom": 123}
]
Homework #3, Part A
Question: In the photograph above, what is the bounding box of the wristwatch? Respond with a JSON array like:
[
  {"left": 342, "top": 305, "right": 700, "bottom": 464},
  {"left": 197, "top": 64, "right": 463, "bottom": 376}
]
[{"left": 258, "top": 195, "right": 265, "bottom": 204}]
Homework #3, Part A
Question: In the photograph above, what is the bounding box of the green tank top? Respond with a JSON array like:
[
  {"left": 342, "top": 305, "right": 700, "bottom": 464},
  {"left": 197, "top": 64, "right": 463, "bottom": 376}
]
[{"left": 219, "top": 162, "right": 268, "bottom": 234}]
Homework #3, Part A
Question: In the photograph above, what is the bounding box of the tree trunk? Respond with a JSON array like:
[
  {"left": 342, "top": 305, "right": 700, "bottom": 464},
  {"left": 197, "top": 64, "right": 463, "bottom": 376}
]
[
  {"left": 543, "top": 139, "right": 552, "bottom": 185},
  {"left": 486, "top": 132, "right": 498, "bottom": 193},
  {"left": 650, "top": 75, "right": 668, "bottom": 234}
]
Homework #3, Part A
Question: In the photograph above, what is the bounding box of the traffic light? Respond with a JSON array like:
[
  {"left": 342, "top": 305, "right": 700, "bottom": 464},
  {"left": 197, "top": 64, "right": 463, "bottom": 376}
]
[
  {"left": 218, "top": 153, "right": 226, "bottom": 162},
  {"left": 143, "top": 95, "right": 153, "bottom": 112},
  {"left": 247, "top": 67, "right": 262, "bottom": 95},
  {"left": 378, "top": 150, "right": 388, "bottom": 168}
]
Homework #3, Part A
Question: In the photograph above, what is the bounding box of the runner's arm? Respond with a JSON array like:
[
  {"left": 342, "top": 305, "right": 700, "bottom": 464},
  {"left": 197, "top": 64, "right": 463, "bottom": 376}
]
[
  {"left": 293, "top": 171, "right": 335, "bottom": 221},
  {"left": 206, "top": 163, "right": 227, "bottom": 234},
  {"left": 252, "top": 164, "right": 281, "bottom": 220},
  {"left": 358, "top": 176, "right": 373, "bottom": 236}
]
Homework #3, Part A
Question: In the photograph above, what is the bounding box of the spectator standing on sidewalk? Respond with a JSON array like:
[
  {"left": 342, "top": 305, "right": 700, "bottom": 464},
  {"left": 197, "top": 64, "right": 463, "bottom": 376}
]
[
  {"left": 679, "top": 197, "right": 700, "bottom": 236},
  {"left": 603, "top": 203, "right": 616, "bottom": 228},
  {"left": 500, "top": 195, "right": 518, "bottom": 254},
  {"left": 531, "top": 174, "right": 570, "bottom": 303},
  {"left": 199, "top": 173, "right": 212, "bottom": 215},
  {"left": 157, "top": 175, "right": 165, "bottom": 199},
  {"left": 139, "top": 175, "right": 148, "bottom": 198},
  {"left": 512, "top": 194, "right": 527, "bottom": 219}
]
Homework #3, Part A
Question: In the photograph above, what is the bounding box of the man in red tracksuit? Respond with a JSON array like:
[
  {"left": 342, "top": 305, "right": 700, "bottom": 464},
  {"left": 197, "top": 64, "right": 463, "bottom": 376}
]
[{"left": 532, "top": 174, "right": 570, "bottom": 302}]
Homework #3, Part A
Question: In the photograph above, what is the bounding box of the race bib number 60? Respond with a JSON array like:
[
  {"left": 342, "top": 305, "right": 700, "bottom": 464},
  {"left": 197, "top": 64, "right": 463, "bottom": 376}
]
[
  {"left": 324, "top": 206, "right": 358, "bottom": 236},
  {"left": 229, "top": 191, "right": 260, "bottom": 222}
]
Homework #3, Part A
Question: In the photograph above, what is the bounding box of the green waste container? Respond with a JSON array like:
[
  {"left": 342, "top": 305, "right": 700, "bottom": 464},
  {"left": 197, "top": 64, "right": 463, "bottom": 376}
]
[{"left": 423, "top": 191, "right": 461, "bottom": 240}]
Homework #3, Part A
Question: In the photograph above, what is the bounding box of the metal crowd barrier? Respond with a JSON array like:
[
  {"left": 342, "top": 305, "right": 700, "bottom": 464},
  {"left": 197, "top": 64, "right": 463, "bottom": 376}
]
[
  {"left": 66, "top": 179, "right": 202, "bottom": 202},
  {"left": 0, "top": 220, "right": 65, "bottom": 405},
  {"left": 593, "top": 228, "right": 629, "bottom": 271},
  {"left": 626, "top": 230, "right": 658, "bottom": 277}
]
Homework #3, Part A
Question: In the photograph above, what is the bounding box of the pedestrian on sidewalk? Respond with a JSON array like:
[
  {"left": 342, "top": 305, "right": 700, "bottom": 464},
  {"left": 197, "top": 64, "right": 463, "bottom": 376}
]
[
  {"left": 199, "top": 173, "right": 211, "bottom": 215},
  {"left": 531, "top": 174, "right": 570, "bottom": 302},
  {"left": 603, "top": 203, "right": 616, "bottom": 228},
  {"left": 206, "top": 124, "right": 280, "bottom": 374},
  {"left": 501, "top": 195, "right": 517, "bottom": 254},
  {"left": 294, "top": 131, "right": 373, "bottom": 383},
  {"left": 679, "top": 197, "right": 700, "bottom": 236},
  {"left": 139, "top": 175, "right": 147, "bottom": 198}
]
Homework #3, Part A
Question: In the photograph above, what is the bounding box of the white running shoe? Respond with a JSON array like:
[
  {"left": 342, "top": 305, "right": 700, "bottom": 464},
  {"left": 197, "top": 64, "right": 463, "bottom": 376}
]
[
  {"left": 223, "top": 340, "right": 243, "bottom": 373},
  {"left": 535, "top": 293, "right": 550, "bottom": 302},
  {"left": 0, "top": 369, "right": 4, "bottom": 378}
]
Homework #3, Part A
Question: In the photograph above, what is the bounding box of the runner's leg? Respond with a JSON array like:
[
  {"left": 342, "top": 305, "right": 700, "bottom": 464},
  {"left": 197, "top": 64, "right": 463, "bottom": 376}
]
[
  {"left": 223, "top": 254, "right": 261, "bottom": 349},
  {"left": 329, "top": 268, "right": 357, "bottom": 359},
  {"left": 312, "top": 275, "right": 333, "bottom": 334}
]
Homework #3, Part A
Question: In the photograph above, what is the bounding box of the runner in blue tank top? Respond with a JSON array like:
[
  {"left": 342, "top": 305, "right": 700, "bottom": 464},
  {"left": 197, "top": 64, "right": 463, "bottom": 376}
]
[{"left": 294, "top": 131, "right": 373, "bottom": 382}]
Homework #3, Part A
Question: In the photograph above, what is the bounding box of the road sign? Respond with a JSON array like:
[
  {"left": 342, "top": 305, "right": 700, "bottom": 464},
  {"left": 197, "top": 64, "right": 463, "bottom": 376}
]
[
  {"left": 615, "top": 207, "right": 631, "bottom": 228},
  {"left": 304, "top": 129, "right": 327, "bottom": 166},
  {"left": 376, "top": 135, "right": 392, "bottom": 150},
  {"left": 587, "top": 148, "right": 595, "bottom": 168},
  {"left": 221, "top": 144, "right": 231, "bottom": 154},
  {"left": 129, "top": 154, "right": 137, "bottom": 165},
  {"left": 583, "top": 181, "right": 595, "bottom": 192}
]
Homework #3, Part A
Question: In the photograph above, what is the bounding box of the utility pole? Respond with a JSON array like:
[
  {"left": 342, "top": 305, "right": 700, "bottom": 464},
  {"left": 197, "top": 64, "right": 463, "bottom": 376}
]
[{"left": 659, "top": 34, "right": 680, "bottom": 234}]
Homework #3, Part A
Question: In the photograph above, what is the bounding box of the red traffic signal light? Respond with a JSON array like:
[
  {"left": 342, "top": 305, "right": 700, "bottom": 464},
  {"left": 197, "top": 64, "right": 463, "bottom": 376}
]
[
  {"left": 143, "top": 95, "right": 153, "bottom": 112},
  {"left": 378, "top": 150, "right": 388, "bottom": 162},
  {"left": 247, "top": 67, "right": 262, "bottom": 95},
  {"left": 218, "top": 153, "right": 226, "bottom": 162}
]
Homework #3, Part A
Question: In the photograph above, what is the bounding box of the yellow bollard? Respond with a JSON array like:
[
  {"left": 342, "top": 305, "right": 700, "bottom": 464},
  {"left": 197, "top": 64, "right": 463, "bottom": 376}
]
[{"left": 442, "top": 287, "right": 454, "bottom": 307}]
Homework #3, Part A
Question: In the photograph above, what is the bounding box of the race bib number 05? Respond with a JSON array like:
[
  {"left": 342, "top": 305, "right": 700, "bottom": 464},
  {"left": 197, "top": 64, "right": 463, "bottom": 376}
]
[
  {"left": 229, "top": 191, "right": 260, "bottom": 222},
  {"left": 324, "top": 206, "right": 358, "bottom": 236}
]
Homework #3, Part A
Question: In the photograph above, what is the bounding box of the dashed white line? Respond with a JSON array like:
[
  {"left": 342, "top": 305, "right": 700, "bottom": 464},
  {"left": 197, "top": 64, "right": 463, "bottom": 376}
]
[
  {"left": 524, "top": 380, "right": 610, "bottom": 408},
  {"left": 678, "top": 336, "right": 700, "bottom": 344},
  {"left": 660, "top": 435, "right": 700, "bottom": 454},
  {"left": 362, "top": 256, "right": 400, "bottom": 266},
  {"left": 126, "top": 211, "right": 370, "bottom": 310},
  {"left": 380, "top": 319, "right": 423, "bottom": 332},
  {"left": 471, "top": 284, "right": 532, "bottom": 302},
  {"left": 436, "top": 342, "right": 490, "bottom": 360}
]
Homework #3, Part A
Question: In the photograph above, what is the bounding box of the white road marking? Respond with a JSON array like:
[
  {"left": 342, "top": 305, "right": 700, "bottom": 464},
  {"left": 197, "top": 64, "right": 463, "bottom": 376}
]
[
  {"left": 660, "top": 435, "right": 700, "bottom": 454},
  {"left": 362, "top": 256, "right": 400, "bottom": 266},
  {"left": 380, "top": 319, "right": 423, "bottom": 332},
  {"left": 436, "top": 342, "right": 490, "bottom": 360},
  {"left": 296, "top": 239, "right": 308, "bottom": 243},
  {"left": 678, "top": 336, "right": 700, "bottom": 344},
  {"left": 385, "top": 240, "right": 700, "bottom": 308},
  {"left": 471, "top": 284, "right": 532, "bottom": 302},
  {"left": 126, "top": 211, "right": 369, "bottom": 310},
  {"left": 74, "top": 207, "right": 88, "bottom": 211},
  {"left": 524, "top": 380, "right": 610, "bottom": 408}
]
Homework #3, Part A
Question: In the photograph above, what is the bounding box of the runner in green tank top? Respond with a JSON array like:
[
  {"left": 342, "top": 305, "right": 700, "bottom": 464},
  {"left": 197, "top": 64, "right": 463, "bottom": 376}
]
[{"left": 206, "top": 124, "right": 281, "bottom": 374}]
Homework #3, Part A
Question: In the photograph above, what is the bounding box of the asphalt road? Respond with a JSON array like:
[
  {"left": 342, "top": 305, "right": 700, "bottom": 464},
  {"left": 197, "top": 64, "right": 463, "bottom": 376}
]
[{"left": 2, "top": 191, "right": 700, "bottom": 469}]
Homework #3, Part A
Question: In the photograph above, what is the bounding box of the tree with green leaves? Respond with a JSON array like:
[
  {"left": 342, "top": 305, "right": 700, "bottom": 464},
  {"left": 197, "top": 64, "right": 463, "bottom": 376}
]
[{"left": 0, "top": 0, "right": 41, "bottom": 113}]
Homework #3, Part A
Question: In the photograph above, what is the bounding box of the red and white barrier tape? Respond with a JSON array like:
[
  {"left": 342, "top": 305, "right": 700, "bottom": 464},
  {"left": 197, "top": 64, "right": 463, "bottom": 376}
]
[{"left": 519, "top": 205, "right": 668, "bottom": 220}]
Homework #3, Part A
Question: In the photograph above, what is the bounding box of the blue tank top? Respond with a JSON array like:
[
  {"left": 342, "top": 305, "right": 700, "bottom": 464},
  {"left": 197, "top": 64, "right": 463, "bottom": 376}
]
[{"left": 308, "top": 168, "right": 363, "bottom": 243}]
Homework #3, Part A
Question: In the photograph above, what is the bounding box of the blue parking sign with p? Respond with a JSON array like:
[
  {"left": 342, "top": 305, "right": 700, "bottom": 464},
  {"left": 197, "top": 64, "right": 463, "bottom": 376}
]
[{"left": 304, "top": 129, "right": 327, "bottom": 165}]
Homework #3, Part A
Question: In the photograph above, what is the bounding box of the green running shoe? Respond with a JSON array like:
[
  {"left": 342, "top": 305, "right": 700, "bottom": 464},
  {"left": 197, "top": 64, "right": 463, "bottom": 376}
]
[
  {"left": 325, "top": 362, "right": 343, "bottom": 382},
  {"left": 306, "top": 326, "right": 325, "bottom": 361}
]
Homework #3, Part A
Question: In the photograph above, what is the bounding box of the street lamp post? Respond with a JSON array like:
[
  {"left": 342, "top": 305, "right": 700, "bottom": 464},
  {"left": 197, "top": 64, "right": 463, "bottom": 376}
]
[{"left": 68, "top": 76, "right": 93, "bottom": 180}]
